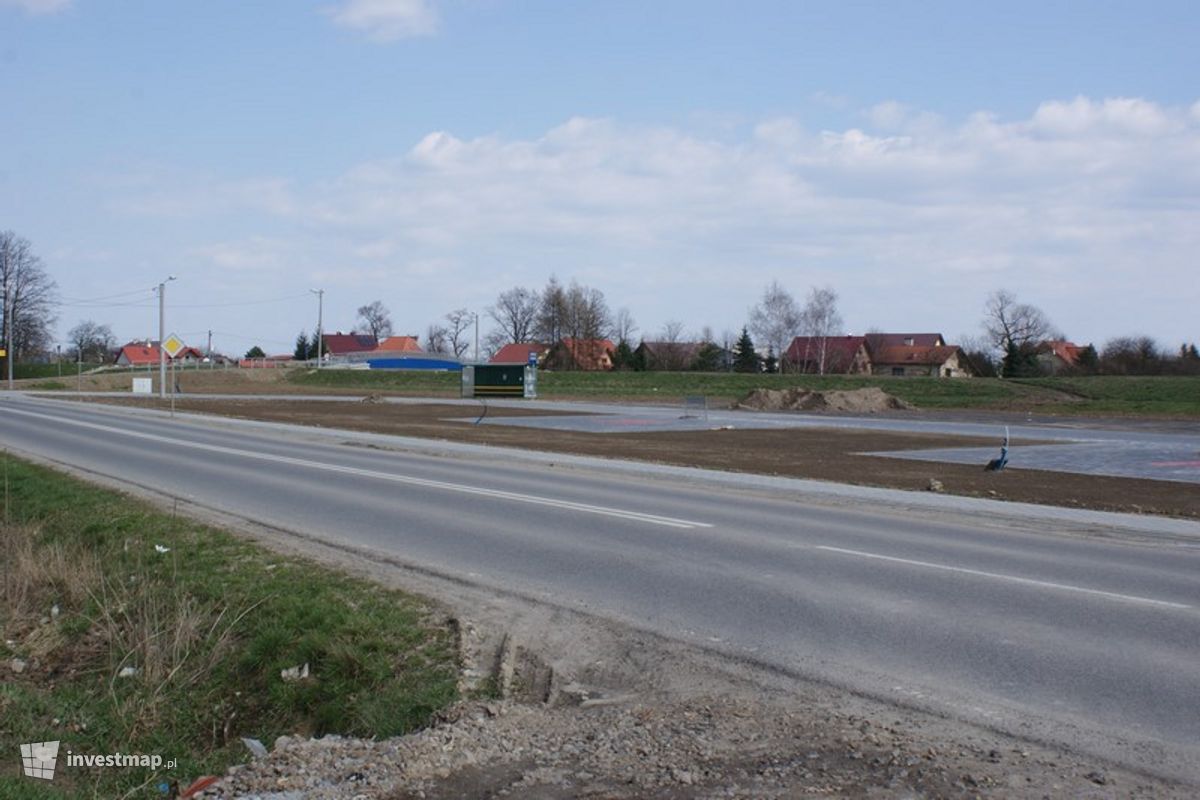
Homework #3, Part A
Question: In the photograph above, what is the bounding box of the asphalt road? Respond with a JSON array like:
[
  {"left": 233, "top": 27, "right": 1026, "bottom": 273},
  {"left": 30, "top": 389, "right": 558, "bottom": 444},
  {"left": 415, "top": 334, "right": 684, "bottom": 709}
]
[{"left": 3, "top": 394, "right": 1199, "bottom": 779}]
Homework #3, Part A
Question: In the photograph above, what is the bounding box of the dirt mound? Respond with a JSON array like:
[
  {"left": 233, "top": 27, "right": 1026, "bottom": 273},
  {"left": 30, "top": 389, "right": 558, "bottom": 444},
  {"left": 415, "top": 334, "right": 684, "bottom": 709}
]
[{"left": 736, "top": 386, "right": 912, "bottom": 413}]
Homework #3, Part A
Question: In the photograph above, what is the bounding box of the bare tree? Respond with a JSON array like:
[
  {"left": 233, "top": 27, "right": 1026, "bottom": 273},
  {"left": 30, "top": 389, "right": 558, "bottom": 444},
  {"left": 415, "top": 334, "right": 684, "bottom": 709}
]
[
  {"left": 444, "top": 308, "right": 474, "bottom": 359},
  {"left": 800, "top": 286, "right": 844, "bottom": 375},
  {"left": 0, "top": 231, "right": 58, "bottom": 365},
  {"left": 749, "top": 281, "right": 802, "bottom": 373},
  {"left": 564, "top": 282, "right": 611, "bottom": 343},
  {"left": 488, "top": 286, "right": 540, "bottom": 345},
  {"left": 356, "top": 300, "right": 394, "bottom": 340},
  {"left": 654, "top": 320, "right": 689, "bottom": 370},
  {"left": 982, "top": 289, "right": 1052, "bottom": 353},
  {"left": 535, "top": 276, "right": 569, "bottom": 344},
  {"left": 66, "top": 320, "right": 116, "bottom": 362},
  {"left": 425, "top": 324, "right": 449, "bottom": 354},
  {"left": 613, "top": 307, "right": 638, "bottom": 345},
  {"left": 1101, "top": 335, "right": 1163, "bottom": 375}
]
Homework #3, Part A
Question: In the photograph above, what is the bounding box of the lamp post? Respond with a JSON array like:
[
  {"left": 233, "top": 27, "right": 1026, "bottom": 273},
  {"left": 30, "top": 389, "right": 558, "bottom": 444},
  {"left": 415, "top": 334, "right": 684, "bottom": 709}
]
[
  {"left": 157, "top": 275, "right": 176, "bottom": 399},
  {"left": 310, "top": 288, "right": 324, "bottom": 368},
  {"left": 473, "top": 312, "right": 479, "bottom": 363}
]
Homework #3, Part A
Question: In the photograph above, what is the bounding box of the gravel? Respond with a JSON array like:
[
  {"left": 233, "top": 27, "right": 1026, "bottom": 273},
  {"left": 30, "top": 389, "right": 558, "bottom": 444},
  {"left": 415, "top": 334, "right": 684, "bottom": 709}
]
[{"left": 196, "top": 692, "right": 1183, "bottom": 799}]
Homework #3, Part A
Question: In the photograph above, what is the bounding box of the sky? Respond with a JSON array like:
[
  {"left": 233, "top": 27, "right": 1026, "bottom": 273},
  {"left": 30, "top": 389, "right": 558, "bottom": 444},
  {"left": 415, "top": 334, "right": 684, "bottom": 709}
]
[{"left": 2, "top": 0, "right": 1198, "bottom": 357}]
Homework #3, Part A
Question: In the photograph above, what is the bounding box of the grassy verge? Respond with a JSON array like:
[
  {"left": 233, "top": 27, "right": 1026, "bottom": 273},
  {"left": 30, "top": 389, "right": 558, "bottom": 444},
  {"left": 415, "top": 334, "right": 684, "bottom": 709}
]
[
  {"left": 10, "top": 364, "right": 105, "bottom": 380},
  {"left": 0, "top": 458, "right": 458, "bottom": 798},
  {"left": 285, "top": 368, "right": 1200, "bottom": 417},
  {"left": 287, "top": 368, "right": 460, "bottom": 395}
]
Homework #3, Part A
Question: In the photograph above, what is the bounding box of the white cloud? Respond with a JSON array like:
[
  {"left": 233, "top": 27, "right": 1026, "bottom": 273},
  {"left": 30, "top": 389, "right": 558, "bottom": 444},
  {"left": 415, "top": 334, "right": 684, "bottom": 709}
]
[
  {"left": 115, "top": 97, "right": 1200, "bottom": 346},
  {"left": 0, "top": 0, "right": 71, "bottom": 14},
  {"left": 326, "top": 0, "right": 437, "bottom": 41}
]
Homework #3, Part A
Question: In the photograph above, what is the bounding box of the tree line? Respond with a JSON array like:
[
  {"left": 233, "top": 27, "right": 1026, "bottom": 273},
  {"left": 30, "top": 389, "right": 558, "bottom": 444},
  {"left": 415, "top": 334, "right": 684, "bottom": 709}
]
[{"left": 5, "top": 227, "right": 1195, "bottom": 378}]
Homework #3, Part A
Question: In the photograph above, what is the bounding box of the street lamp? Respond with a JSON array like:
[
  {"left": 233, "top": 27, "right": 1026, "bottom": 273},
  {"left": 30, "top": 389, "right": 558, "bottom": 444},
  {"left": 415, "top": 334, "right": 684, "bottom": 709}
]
[
  {"left": 157, "top": 275, "right": 176, "bottom": 399},
  {"left": 310, "top": 288, "right": 324, "bottom": 368},
  {"left": 473, "top": 312, "right": 480, "bottom": 363}
]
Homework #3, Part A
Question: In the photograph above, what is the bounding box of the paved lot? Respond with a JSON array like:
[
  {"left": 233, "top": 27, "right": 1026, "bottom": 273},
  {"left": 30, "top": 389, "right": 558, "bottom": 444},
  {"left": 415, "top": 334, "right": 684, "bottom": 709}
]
[{"left": 454, "top": 399, "right": 1200, "bottom": 484}]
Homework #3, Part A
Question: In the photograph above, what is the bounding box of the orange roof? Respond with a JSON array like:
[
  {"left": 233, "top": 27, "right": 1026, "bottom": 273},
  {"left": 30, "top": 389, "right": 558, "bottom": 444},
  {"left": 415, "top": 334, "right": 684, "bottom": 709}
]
[
  {"left": 1042, "top": 340, "right": 1083, "bottom": 364},
  {"left": 376, "top": 335, "right": 423, "bottom": 353},
  {"left": 117, "top": 341, "right": 204, "bottom": 365},
  {"left": 491, "top": 343, "right": 547, "bottom": 363}
]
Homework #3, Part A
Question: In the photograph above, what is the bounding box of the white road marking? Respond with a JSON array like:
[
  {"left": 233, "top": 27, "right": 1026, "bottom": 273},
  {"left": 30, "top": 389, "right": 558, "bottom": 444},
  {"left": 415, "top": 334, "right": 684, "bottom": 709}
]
[
  {"left": 4, "top": 405, "right": 712, "bottom": 530},
  {"left": 815, "top": 545, "right": 1191, "bottom": 610}
]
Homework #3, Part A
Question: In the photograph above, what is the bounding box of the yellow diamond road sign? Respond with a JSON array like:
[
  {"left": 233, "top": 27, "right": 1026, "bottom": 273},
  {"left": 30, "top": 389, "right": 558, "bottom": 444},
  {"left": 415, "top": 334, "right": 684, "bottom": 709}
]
[{"left": 162, "top": 334, "right": 186, "bottom": 359}]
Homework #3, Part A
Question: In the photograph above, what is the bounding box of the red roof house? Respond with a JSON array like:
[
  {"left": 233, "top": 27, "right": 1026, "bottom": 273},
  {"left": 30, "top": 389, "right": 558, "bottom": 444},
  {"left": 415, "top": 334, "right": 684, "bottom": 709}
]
[
  {"left": 490, "top": 343, "right": 548, "bottom": 364},
  {"left": 116, "top": 341, "right": 205, "bottom": 366},
  {"left": 545, "top": 338, "right": 615, "bottom": 371},
  {"left": 784, "top": 336, "right": 872, "bottom": 374},
  {"left": 1037, "top": 340, "right": 1084, "bottom": 374},
  {"left": 321, "top": 333, "right": 378, "bottom": 355}
]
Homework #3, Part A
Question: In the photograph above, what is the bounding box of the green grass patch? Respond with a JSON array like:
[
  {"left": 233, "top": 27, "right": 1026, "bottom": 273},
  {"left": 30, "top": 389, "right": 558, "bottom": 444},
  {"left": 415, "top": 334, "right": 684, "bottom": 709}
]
[
  {"left": 0, "top": 458, "right": 458, "bottom": 798},
  {"left": 287, "top": 368, "right": 460, "bottom": 394},
  {"left": 24, "top": 381, "right": 69, "bottom": 391},
  {"left": 10, "top": 363, "right": 105, "bottom": 380}
]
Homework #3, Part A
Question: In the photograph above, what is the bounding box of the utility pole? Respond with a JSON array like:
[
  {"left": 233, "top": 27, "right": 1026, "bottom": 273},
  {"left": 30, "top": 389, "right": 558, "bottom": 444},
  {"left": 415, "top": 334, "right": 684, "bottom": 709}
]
[
  {"left": 3, "top": 273, "right": 11, "bottom": 390},
  {"left": 473, "top": 312, "right": 480, "bottom": 363},
  {"left": 310, "top": 288, "right": 324, "bottom": 368},
  {"left": 207, "top": 330, "right": 212, "bottom": 361},
  {"left": 157, "top": 275, "right": 176, "bottom": 399},
  {"left": 57, "top": 345, "right": 62, "bottom": 379}
]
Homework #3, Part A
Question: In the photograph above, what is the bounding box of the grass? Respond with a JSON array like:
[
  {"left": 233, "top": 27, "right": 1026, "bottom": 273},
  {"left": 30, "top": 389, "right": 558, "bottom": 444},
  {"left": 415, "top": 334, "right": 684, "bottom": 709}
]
[
  {"left": 0, "top": 457, "right": 458, "bottom": 798},
  {"left": 287, "top": 368, "right": 1200, "bottom": 417},
  {"left": 10, "top": 363, "right": 105, "bottom": 380},
  {"left": 288, "top": 368, "right": 460, "bottom": 394}
]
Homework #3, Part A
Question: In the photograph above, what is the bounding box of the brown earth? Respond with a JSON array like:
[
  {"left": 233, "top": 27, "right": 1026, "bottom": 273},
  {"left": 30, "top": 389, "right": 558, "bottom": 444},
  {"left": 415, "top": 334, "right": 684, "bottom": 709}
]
[
  {"left": 85, "top": 398, "right": 1199, "bottom": 519},
  {"left": 737, "top": 386, "right": 913, "bottom": 413}
]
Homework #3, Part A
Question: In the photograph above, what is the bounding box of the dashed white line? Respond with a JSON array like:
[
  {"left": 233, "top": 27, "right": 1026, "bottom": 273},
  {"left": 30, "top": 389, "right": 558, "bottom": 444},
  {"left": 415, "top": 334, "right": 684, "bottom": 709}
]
[
  {"left": 815, "top": 545, "right": 1190, "bottom": 610},
  {"left": 4, "top": 405, "right": 712, "bottom": 530}
]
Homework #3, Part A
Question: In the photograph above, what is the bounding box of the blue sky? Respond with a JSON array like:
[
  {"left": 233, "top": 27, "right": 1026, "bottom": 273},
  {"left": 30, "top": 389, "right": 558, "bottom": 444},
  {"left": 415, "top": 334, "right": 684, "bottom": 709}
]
[{"left": 2, "top": 0, "right": 1198, "bottom": 355}]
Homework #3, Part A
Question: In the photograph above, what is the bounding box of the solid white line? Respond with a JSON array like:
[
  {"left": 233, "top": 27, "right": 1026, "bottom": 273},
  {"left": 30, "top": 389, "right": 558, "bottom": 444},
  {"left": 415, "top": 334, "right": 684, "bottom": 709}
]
[
  {"left": 4, "top": 405, "right": 712, "bottom": 530},
  {"left": 814, "top": 545, "right": 1191, "bottom": 610}
]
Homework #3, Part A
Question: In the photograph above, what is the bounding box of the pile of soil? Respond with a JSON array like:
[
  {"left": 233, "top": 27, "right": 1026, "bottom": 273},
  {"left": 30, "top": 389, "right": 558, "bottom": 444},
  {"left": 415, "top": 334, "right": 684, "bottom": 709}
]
[{"left": 737, "top": 386, "right": 913, "bottom": 413}]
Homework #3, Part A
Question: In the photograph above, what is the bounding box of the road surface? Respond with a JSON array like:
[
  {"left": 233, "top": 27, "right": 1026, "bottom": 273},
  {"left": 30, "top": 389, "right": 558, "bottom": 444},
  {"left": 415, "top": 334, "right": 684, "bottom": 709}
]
[{"left": 3, "top": 394, "right": 1198, "bottom": 779}]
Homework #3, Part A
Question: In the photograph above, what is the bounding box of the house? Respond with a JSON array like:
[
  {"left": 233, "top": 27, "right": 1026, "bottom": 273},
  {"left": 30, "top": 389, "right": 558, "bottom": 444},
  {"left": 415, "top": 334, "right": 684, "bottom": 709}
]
[
  {"left": 115, "top": 341, "right": 206, "bottom": 367},
  {"left": 784, "top": 336, "right": 873, "bottom": 374},
  {"left": 490, "top": 343, "right": 548, "bottom": 365},
  {"left": 865, "top": 333, "right": 945, "bottom": 349},
  {"left": 635, "top": 341, "right": 704, "bottom": 371},
  {"left": 871, "top": 345, "right": 976, "bottom": 378},
  {"left": 1037, "top": 340, "right": 1084, "bottom": 374},
  {"left": 321, "top": 332, "right": 379, "bottom": 356},
  {"left": 544, "top": 338, "right": 615, "bottom": 371},
  {"left": 376, "top": 335, "right": 423, "bottom": 353}
]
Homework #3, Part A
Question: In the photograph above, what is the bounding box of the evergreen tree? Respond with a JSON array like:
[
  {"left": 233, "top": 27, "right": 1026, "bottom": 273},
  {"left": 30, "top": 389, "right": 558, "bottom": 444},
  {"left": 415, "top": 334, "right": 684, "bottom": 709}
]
[
  {"left": 612, "top": 339, "right": 635, "bottom": 370},
  {"left": 692, "top": 342, "right": 723, "bottom": 372},
  {"left": 764, "top": 346, "right": 779, "bottom": 374},
  {"left": 294, "top": 330, "right": 311, "bottom": 361},
  {"left": 1075, "top": 343, "right": 1099, "bottom": 374},
  {"left": 1001, "top": 342, "right": 1040, "bottom": 377},
  {"left": 733, "top": 327, "right": 759, "bottom": 373},
  {"left": 245, "top": 345, "right": 266, "bottom": 359}
]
